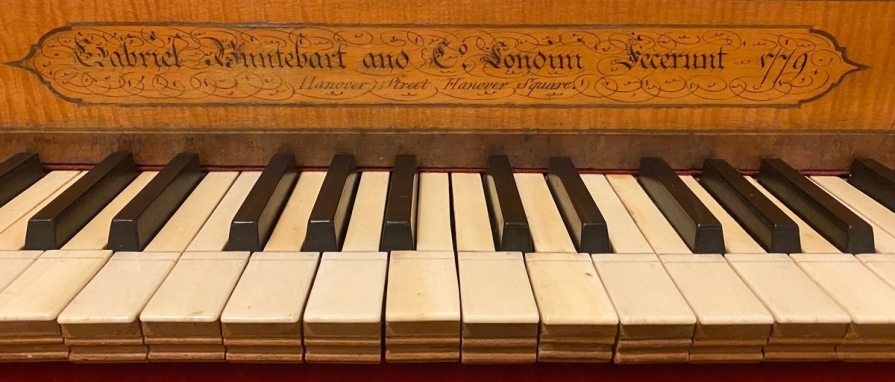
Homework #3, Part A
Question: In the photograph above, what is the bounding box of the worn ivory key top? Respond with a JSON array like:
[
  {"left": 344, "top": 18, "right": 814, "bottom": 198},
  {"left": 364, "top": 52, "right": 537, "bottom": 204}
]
[
  {"left": 57, "top": 252, "right": 180, "bottom": 362},
  {"left": 139, "top": 251, "right": 250, "bottom": 361},
  {"left": 0, "top": 250, "right": 112, "bottom": 360},
  {"left": 221, "top": 252, "right": 319, "bottom": 362},
  {"left": 659, "top": 254, "right": 773, "bottom": 362},
  {"left": 458, "top": 251, "right": 539, "bottom": 363},
  {"left": 792, "top": 253, "right": 895, "bottom": 361},
  {"left": 385, "top": 251, "right": 460, "bottom": 362},
  {"left": 591, "top": 253, "right": 696, "bottom": 363},
  {"left": 726, "top": 253, "right": 851, "bottom": 361},
  {"left": 525, "top": 252, "right": 617, "bottom": 362},
  {"left": 303, "top": 252, "right": 388, "bottom": 363}
]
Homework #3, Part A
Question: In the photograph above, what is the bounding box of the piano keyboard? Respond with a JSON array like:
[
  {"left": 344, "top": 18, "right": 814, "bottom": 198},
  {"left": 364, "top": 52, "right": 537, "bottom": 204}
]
[{"left": 2, "top": 152, "right": 895, "bottom": 364}]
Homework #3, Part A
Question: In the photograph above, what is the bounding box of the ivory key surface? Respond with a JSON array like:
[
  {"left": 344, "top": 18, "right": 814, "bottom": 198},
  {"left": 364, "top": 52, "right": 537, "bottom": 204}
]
[
  {"left": 264, "top": 172, "right": 326, "bottom": 251},
  {"left": 525, "top": 252, "right": 618, "bottom": 363},
  {"left": 515, "top": 173, "right": 577, "bottom": 253},
  {"left": 185, "top": 172, "right": 259, "bottom": 252},
  {"left": 451, "top": 173, "right": 495, "bottom": 252},
  {"left": 385, "top": 251, "right": 460, "bottom": 362},
  {"left": 57, "top": 252, "right": 180, "bottom": 362},
  {"left": 580, "top": 174, "right": 652, "bottom": 254},
  {"left": 658, "top": 254, "right": 773, "bottom": 362},
  {"left": 221, "top": 252, "right": 320, "bottom": 362},
  {"left": 792, "top": 253, "right": 895, "bottom": 361},
  {"left": 0, "top": 171, "right": 80, "bottom": 235},
  {"left": 606, "top": 175, "right": 691, "bottom": 255},
  {"left": 0, "top": 250, "right": 112, "bottom": 361},
  {"left": 591, "top": 253, "right": 695, "bottom": 363},
  {"left": 726, "top": 253, "right": 851, "bottom": 361},
  {"left": 143, "top": 172, "right": 238, "bottom": 252},
  {"left": 416, "top": 173, "right": 453, "bottom": 251},
  {"left": 458, "top": 251, "right": 539, "bottom": 363},
  {"left": 139, "top": 251, "right": 250, "bottom": 361},
  {"left": 0, "top": 173, "right": 85, "bottom": 250},
  {"left": 0, "top": 251, "right": 42, "bottom": 293},
  {"left": 341, "top": 172, "right": 389, "bottom": 252},
  {"left": 62, "top": 171, "right": 158, "bottom": 250},
  {"left": 303, "top": 252, "right": 388, "bottom": 363}
]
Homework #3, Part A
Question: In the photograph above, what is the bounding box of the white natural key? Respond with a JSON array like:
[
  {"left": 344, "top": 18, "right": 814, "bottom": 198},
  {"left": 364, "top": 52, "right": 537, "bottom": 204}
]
[
  {"left": 63, "top": 171, "right": 157, "bottom": 250},
  {"left": 812, "top": 176, "right": 895, "bottom": 253},
  {"left": 221, "top": 252, "right": 320, "bottom": 362},
  {"left": 416, "top": 173, "right": 453, "bottom": 251},
  {"left": 592, "top": 253, "right": 696, "bottom": 363},
  {"left": 264, "top": 171, "right": 326, "bottom": 251},
  {"left": 525, "top": 252, "right": 617, "bottom": 362},
  {"left": 144, "top": 172, "right": 239, "bottom": 252},
  {"left": 0, "top": 251, "right": 42, "bottom": 292},
  {"left": 458, "top": 251, "right": 539, "bottom": 363},
  {"left": 57, "top": 252, "right": 180, "bottom": 361},
  {"left": 681, "top": 176, "right": 766, "bottom": 254},
  {"left": 515, "top": 173, "right": 576, "bottom": 253},
  {"left": 385, "top": 251, "right": 460, "bottom": 362},
  {"left": 746, "top": 177, "right": 840, "bottom": 253},
  {"left": 341, "top": 171, "right": 389, "bottom": 252},
  {"left": 303, "top": 252, "right": 388, "bottom": 363},
  {"left": 0, "top": 172, "right": 85, "bottom": 250},
  {"left": 452, "top": 173, "right": 495, "bottom": 252},
  {"left": 792, "top": 253, "right": 895, "bottom": 361},
  {"left": 580, "top": 174, "right": 652, "bottom": 254},
  {"left": 659, "top": 254, "right": 773, "bottom": 362},
  {"left": 606, "top": 175, "right": 691, "bottom": 255},
  {"left": 0, "top": 171, "right": 81, "bottom": 234},
  {"left": 139, "top": 251, "right": 250, "bottom": 361},
  {"left": 0, "top": 250, "right": 112, "bottom": 361},
  {"left": 185, "top": 172, "right": 259, "bottom": 252},
  {"left": 726, "top": 253, "right": 850, "bottom": 361}
]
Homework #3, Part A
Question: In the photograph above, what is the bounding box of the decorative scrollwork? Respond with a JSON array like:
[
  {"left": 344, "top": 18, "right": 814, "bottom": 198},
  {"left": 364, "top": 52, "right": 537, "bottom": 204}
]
[{"left": 10, "top": 24, "right": 862, "bottom": 106}]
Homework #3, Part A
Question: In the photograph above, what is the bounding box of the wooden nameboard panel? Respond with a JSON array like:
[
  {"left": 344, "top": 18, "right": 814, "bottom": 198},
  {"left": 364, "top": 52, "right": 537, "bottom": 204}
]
[{"left": 0, "top": 0, "right": 893, "bottom": 169}]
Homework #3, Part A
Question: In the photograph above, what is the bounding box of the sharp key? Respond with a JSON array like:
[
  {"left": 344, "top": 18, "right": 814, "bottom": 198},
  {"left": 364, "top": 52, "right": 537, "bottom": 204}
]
[
  {"left": 0, "top": 153, "right": 45, "bottom": 208},
  {"left": 681, "top": 175, "right": 766, "bottom": 254},
  {"left": 26, "top": 152, "right": 139, "bottom": 250},
  {"left": 380, "top": 155, "right": 418, "bottom": 252},
  {"left": 638, "top": 157, "right": 724, "bottom": 254},
  {"left": 758, "top": 158, "right": 873, "bottom": 253},
  {"left": 700, "top": 159, "right": 800, "bottom": 253},
  {"left": 228, "top": 154, "right": 298, "bottom": 252},
  {"left": 484, "top": 155, "right": 532, "bottom": 252},
  {"left": 547, "top": 157, "right": 610, "bottom": 253},
  {"left": 302, "top": 155, "right": 358, "bottom": 252},
  {"left": 62, "top": 171, "right": 157, "bottom": 250},
  {"left": 847, "top": 158, "right": 895, "bottom": 213},
  {"left": 109, "top": 153, "right": 203, "bottom": 251}
]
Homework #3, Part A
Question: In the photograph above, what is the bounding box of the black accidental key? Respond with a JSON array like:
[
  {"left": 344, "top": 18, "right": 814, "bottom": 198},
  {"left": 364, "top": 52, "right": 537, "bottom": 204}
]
[
  {"left": 25, "top": 152, "right": 139, "bottom": 250},
  {"left": 229, "top": 154, "right": 298, "bottom": 252},
  {"left": 302, "top": 155, "right": 359, "bottom": 252},
  {"left": 0, "top": 153, "right": 45, "bottom": 207},
  {"left": 108, "top": 153, "right": 204, "bottom": 252},
  {"left": 380, "top": 155, "right": 417, "bottom": 252},
  {"left": 484, "top": 155, "right": 533, "bottom": 252},
  {"left": 547, "top": 157, "right": 610, "bottom": 253},
  {"left": 848, "top": 158, "right": 895, "bottom": 213},
  {"left": 700, "top": 159, "right": 800, "bottom": 253},
  {"left": 758, "top": 158, "right": 874, "bottom": 254},
  {"left": 638, "top": 157, "right": 724, "bottom": 254}
]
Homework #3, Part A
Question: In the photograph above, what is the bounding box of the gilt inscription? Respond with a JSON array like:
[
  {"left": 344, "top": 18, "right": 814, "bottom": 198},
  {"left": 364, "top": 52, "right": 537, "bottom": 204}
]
[{"left": 11, "top": 24, "right": 862, "bottom": 106}]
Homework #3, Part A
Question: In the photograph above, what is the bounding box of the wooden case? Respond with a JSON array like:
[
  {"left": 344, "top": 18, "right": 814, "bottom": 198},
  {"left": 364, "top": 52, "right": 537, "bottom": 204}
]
[{"left": 0, "top": 0, "right": 893, "bottom": 169}]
